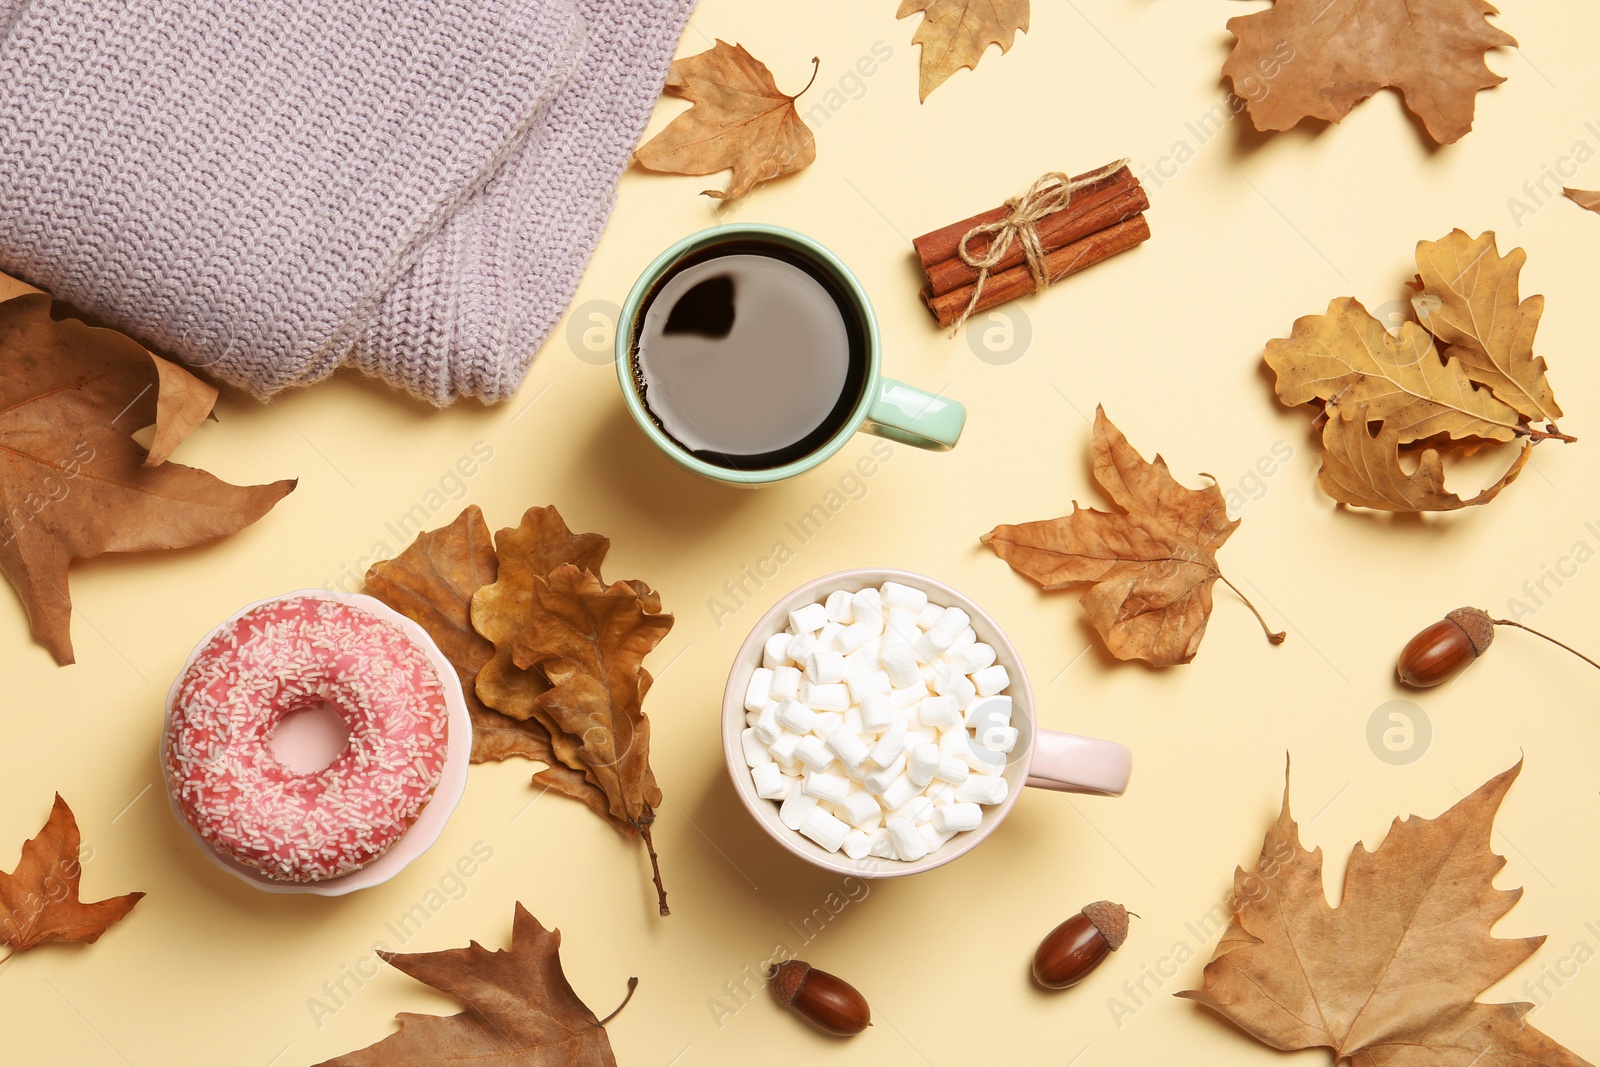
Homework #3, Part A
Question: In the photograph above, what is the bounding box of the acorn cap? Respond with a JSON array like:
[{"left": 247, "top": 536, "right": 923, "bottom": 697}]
[
  {"left": 1446, "top": 607, "right": 1495, "bottom": 656},
  {"left": 1081, "top": 901, "right": 1130, "bottom": 951},
  {"left": 768, "top": 959, "right": 810, "bottom": 1005}
]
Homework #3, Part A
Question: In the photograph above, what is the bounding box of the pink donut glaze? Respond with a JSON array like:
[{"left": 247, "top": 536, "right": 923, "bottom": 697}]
[{"left": 164, "top": 596, "right": 449, "bottom": 882}]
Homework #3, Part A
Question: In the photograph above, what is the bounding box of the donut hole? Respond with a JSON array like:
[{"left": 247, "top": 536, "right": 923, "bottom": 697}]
[{"left": 268, "top": 702, "right": 352, "bottom": 775}]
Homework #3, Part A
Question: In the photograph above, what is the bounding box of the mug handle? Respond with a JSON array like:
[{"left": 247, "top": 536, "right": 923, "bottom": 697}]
[
  {"left": 861, "top": 378, "right": 966, "bottom": 451},
  {"left": 1026, "top": 730, "right": 1132, "bottom": 796}
]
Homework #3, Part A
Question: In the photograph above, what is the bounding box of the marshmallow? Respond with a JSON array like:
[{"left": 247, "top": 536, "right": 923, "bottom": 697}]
[
  {"left": 842, "top": 707, "right": 864, "bottom": 735},
  {"left": 939, "top": 727, "right": 970, "bottom": 759},
  {"left": 880, "top": 641, "right": 921, "bottom": 689},
  {"left": 812, "top": 711, "right": 843, "bottom": 738},
  {"left": 742, "top": 728, "right": 772, "bottom": 767},
  {"left": 968, "top": 743, "right": 1008, "bottom": 776},
  {"left": 803, "top": 771, "right": 852, "bottom": 803},
  {"left": 917, "top": 695, "right": 962, "bottom": 729},
  {"left": 825, "top": 728, "right": 870, "bottom": 772},
  {"left": 860, "top": 693, "right": 894, "bottom": 732},
  {"left": 799, "top": 808, "right": 850, "bottom": 852},
  {"left": 889, "top": 685, "right": 928, "bottom": 710},
  {"left": 934, "top": 756, "right": 970, "bottom": 785},
  {"left": 840, "top": 790, "right": 881, "bottom": 828},
  {"left": 918, "top": 823, "right": 955, "bottom": 851},
  {"left": 802, "top": 681, "right": 850, "bottom": 711},
  {"left": 788, "top": 602, "right": 828, "bottom": 634},
  {"left": 951, "top": 642, "right": 997, "bottom": 675},
  {"left": 803, "top": 650, "right": 847, "bottom": 684},
  {"left": 842, "top": 829, "right": 873, "bottom": 860},
  {"left": 907, "top": 743, "right": 940, "bottom": 787},
  {"left": 887, "top": 815, "right": 928, "bottom": 861},
  {"left": 834, "top": 622, "right": 876, "bottom": 655},
  {"left": 867, "top": 726, "right": 907, "bottom": 768},
  {"left": 745, "top": 708, "right": 762, "bottom": 728},
  {"left": 895, "top": 795, "right": 933, "bottom": 825},
  {"left": 787, "top": 631, "right": 820, "bottom": 663},
  {"left": 933, "top": 665, "right": 977, "bottom": 708},
  {"left": 743, "top": 668, "right": 773, "bottom": 712},
  {"left": 926, "top": 782, "right": 957, "bottom": 806},
  {"left": 850, "top": 590, "right": 885, "bottom": 635},
  {"left": 977, "top": 725, "right": 1019, "bottom": 754},
  {"left": 771, "top": 665, "right": 802, "bottom": 701},
  {"left": 824, "top": 589, "right": 855, "bottom": 624},
  {"left": 879, "top": 774, "right": 920, "bottom": 811},
  {"left": 753, "top": 703, "right": 782, "bottom": 745},
  {"left": 914, "top": 627, "right": 953, "bottom": 663},
  {"left": 780, "top": 789, "right": 819, "bottom": 830},
  {"left": 881, "top": 581, "right": 928, "bottom": 610},
  {"left": 916, "top": 604, "right": 945, "bottom": 629},
  {"left": 972, "top": 664, "right": 1011, "bottom": 697},
  {"left": 867, "top": 828, "right": 895, "bottom": 858},
  {"left": 862, "top": 754, "right": 906, "bottom": 794},
  {"left": 966, "top": 695, "right": 1013, "bottom": 730},
  {"left": 769, "top": 730, "right": 802, "bottom": 763},
  {"left": 933, "top": 802, "right": 982, "bottom": 833},
  {"left": 751, "top": 763, "right": 790, "bottom": 800},
  {"left": 885, "top": 606, "right": 921, "bottom": 641},
  {"left": 956, "top": 775, "right": 1009, "bottom": 805},
  {"left": 948, "top": 626, "right": 977, "bottom": 653},
  {"left": 846, "top": 670, "right": 892, "bottom": 702},
  {"left": 794, "top": 735, "right": 833, "bottom": 771},
  {"left": 775, "top": 699, "right": 816, "bottom": 735},
  {"left": 856, "top": 808, "right": 883, "bottom": 832},
  {"left": 818, "top": 622, "right": 844, "bottom": 650},
  {"left": 763, "top": 632, "right": 793, "bottom": 670},
  {"left": 933, "top": 606, "right": 971, "bottom": 635}
]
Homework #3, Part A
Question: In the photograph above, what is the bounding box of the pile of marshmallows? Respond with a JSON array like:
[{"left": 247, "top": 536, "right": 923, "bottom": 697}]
[{"left": 740, "top": 581, "right": 1018, "bottom": 863}]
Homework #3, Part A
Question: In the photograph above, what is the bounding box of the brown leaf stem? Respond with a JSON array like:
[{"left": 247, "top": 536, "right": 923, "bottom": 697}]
[
  {"left": 1218, "top": 575, "right": 1287, "bottom": 645},
  {"left": 639, "top": 817, "right": 669, "bottom": 917},
  {"left": 598, "top": 977, "right": 640, "bottom": 1027},
  {"left": 1522, "top": 424, "right": 1578, "bottom": 444},
  {"left": 1492, "top": 620, "right": 1600, "bottom": 673},
  {"left": 794, "top": 57, "right": 820, "bottom": 100},
  {"left": 0, "top": 947, "right": 14, "bottom": 967}
]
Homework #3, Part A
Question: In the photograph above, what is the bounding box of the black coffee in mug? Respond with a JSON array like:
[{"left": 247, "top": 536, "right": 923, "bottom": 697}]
[{"left": 629, "top": 239, "right": 870, "bottom": 470}]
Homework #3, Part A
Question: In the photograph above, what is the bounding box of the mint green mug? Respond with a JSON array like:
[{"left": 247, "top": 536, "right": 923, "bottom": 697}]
[{"left": 615, "top": 224, "right": 966, "bottom": 486}]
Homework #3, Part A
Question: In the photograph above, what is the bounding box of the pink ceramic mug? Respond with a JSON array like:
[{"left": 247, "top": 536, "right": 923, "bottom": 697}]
[{"left": 720, "top": 568, "right": 1132, "bottom": 878}]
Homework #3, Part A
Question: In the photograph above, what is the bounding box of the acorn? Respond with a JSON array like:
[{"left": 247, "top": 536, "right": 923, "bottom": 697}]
[
  {"left": 768, "top": 959, "right": 871, "bottom": 1036},
  {"left": 1397, "top": 607, "right": 1495, "bottom": 687},
  {"left": 1397, "top": 607, "right": 1600, "bottom": 688},
  {"left": 1032, "top": 901, "right": 1130, "bottom": 990}
]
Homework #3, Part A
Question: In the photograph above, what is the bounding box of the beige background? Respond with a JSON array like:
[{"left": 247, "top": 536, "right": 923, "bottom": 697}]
[{"left": 6, "top": 1, "right": 1600, "bottom": 1064}]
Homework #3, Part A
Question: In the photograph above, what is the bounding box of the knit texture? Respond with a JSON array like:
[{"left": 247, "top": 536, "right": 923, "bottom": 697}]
[{"left": 0, "top": 0, "right": 696, "bottom": 404}]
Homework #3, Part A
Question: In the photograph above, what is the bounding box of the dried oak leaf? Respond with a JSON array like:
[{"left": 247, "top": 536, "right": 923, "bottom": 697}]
[
  {"left": 0, "top": 795, "right": 143, "bottom": 964},
  {"left": 1179, "top": 760, "right": 1590, "bottom": 1067},
  {"left": 362, "top": 507, "right": 612, "bottom": 823},
  {"left": 1564, "top": 187, "right": 1600, "bottom": 213},
  {"left": 897, "top": 0, "right": 1029, "bottom": 101},
  {"left": 0, "top": 293, "right": 295, "bottom": 664},
  {"left": 1265, "top": 230, "right": 1572, "bottom": 513},
  {"left": 505, "top": 565, "right": 673, "bottom": 913},
  {"left": 314, "top": 903, "right": 634, "bottom": 1067},
  {"left": 981, "top": 407, "right": 1282, "bottom": 667},
  {"left": 1223, "top": 0, "right": 1515, "bottom": 145},
  {"left": 634, "top": 41, "right": 818, "bottom": 201}
]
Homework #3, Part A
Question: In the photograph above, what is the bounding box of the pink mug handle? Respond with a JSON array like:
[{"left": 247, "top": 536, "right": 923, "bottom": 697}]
[{"left": 1026, "top": 729, "right": 1132, "bottom": 796}]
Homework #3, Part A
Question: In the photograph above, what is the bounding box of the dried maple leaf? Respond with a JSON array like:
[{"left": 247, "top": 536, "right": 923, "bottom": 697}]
[
  {"left": 363, "top": 507, "right": 612, "bottom": 823},
  {"left": 1265, "top": 230, "right": 1573, "bottom": 513},
  {"left": 634, "top": 41, "right": 818, "bottom": 201},
  {"left": 0, "top": 795, "right": 143, "bottom": 964},
  {"left": 898, "top": 0, "right": 1029, "bottom": 101},
  {"left": 501, "top": 565, "right": 673, "bottom": 913},
  {"left": 0, "top": 293, "right": 295, "bottom": 663},
  {"left": 981, "top": 408, "right": 1282, "bottom": 667},
  {"left": 314, "top": 903, "right": 634, "bottom": 1067},
  {"left": 1179, "top": 760, "right": 1591, "bottom": 1067},
  {"left": 1223, "top": 0, "right": 1515, "bottom": 145}
]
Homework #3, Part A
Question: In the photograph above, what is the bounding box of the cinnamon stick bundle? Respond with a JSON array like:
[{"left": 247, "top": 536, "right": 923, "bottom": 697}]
[{"left": 912, "top": 162, "right": 1150, "bottom": 329}]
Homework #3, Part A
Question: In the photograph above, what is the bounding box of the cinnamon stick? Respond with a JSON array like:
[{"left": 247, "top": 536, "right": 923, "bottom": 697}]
[
  {"left": 912, "top": 164, "right": 1138, "bottom": 277},
  {"left": 922, "top": 181, "right": 1149, "bottom": 297},
  {"left": 921, "top": 214, "right": 1151, "bottom": 329}
]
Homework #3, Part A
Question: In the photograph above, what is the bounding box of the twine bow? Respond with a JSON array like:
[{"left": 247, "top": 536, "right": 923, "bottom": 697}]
[{"left": 951, "top": 159, "right": 1131, "bottom": 333}]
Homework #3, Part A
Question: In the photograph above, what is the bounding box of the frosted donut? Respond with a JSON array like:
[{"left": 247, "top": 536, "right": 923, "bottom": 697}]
[{"left": 164, "top": 595, "right": 449, "bottom": 882}]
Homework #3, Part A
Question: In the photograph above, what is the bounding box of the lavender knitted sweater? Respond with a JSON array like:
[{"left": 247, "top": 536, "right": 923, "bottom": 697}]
[{"left": 0, "top": 0, "right": 695, "bottom": 404}]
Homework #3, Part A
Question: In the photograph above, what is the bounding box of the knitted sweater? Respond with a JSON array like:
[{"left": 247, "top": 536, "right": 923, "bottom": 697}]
[{"left": 0, "top": 0, "right": 694, "bottom": 404}]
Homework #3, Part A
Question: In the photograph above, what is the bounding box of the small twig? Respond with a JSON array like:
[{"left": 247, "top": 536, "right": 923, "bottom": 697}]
[
  {"left": 1219, "top": 575, "right": 1287, "bottom": 645},
  {"left": 639, "top": 817, "right": 670, "bottom": 916},
  {"left": 598, "top": 977, "right": 640, "bottom": 1027},
  {"left": 1521, "top": 423, "right": 1578, "bottom": 444},
  {"left": 1492, "top": 619, "right": 1600, "bottom": 673}
]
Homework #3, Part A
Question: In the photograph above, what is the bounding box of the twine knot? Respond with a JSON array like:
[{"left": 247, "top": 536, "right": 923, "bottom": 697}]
[{"left": 951, "top": 160, "right": 1130, "bottom": 333}]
